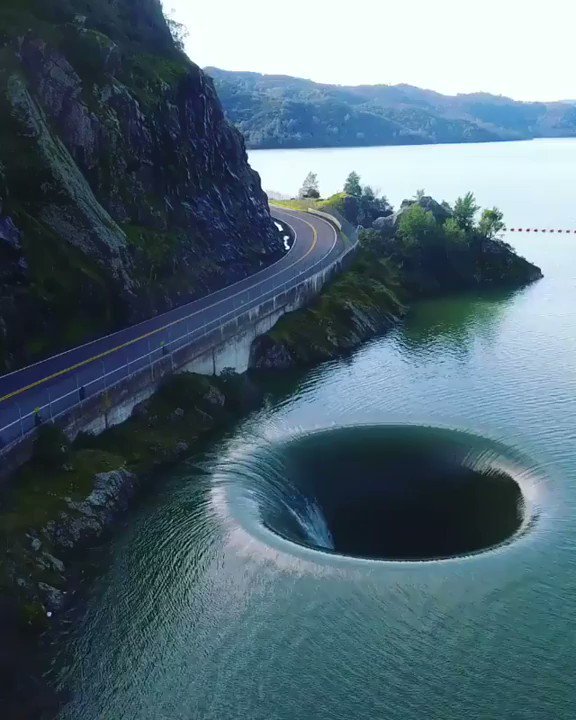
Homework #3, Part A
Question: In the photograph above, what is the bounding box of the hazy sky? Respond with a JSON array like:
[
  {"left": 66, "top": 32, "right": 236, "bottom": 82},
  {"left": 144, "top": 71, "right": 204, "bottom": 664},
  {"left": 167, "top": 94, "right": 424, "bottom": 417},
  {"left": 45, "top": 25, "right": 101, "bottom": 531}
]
[{"left": 166, "top": 0, "right": 574, "bottom": 101}]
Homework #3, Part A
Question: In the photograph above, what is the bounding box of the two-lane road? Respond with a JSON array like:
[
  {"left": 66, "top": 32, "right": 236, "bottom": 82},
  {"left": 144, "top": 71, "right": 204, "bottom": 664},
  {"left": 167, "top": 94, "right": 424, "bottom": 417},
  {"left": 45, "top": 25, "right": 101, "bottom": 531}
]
[{"left": 0, "top": 208, "right": 346, "bottom": 447}]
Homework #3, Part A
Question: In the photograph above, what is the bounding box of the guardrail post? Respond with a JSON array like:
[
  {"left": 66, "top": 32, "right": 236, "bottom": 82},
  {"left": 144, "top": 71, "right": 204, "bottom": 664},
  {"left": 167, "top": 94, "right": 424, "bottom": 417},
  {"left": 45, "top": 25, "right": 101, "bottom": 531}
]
[
  {"left": 48, "top": 389, "right": 54, "bottom": 421},
  {"left": 148, "top": 339, "right": 154, "bottom": 381},
  {"left": 17, "top": 401, "right": 24, "bottom": 439}
]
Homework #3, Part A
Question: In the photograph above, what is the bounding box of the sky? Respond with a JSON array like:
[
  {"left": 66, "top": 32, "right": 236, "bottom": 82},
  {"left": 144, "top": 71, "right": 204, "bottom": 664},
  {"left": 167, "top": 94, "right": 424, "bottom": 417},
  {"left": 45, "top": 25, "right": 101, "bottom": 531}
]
[{"left": 165, "top": 0, "right": 575, "bottom": 102}]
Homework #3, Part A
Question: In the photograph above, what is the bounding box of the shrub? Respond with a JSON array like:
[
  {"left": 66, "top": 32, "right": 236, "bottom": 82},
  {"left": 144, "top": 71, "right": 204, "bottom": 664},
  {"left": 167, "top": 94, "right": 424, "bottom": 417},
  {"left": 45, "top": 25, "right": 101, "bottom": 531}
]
[{"left": 32, "top": 424, "right": 71, "bottom": 470}]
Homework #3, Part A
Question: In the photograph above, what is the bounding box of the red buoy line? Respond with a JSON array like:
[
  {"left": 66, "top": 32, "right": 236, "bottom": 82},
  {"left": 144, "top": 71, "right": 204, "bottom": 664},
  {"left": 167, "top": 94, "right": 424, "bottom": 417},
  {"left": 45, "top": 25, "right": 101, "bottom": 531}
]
[{"left": 508, "top": 228, "right": 572, "bottom": 234}]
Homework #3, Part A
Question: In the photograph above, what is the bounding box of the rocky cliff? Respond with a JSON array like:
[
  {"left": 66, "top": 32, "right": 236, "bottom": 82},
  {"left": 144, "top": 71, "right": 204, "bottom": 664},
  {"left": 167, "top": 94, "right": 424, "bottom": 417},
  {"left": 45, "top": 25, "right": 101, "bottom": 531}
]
[{"left": 0, "top": 0, "right": 281, "bottom": 371}]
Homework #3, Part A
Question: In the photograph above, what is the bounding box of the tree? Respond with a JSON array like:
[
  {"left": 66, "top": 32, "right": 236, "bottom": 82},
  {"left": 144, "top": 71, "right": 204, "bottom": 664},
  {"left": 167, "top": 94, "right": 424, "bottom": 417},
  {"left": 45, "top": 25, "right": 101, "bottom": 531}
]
[
  {"left": 344, "top": 171, "right": 362, "bottom": 197},
  {"left": 299, "top": 172, "right": 320, "bottom": 199},
  {"left": 453, "top": 192, "right": 479, "bottom": 231},
  {"left": 415, "top": 188, "right": 426, "bottom": 201},
  {"left": 444, "top": 217, "right": 468, "bottom": 246},
  {"left": 398, "top": 204, "right": 438, "bottom": 246},
  {"left": 362, "top": 185, "right": 376, "bottom": 201},
  {"left": 165, "top": 8, "right": 189, "bottom": 51},
  {"left": 479, "top": 207, "right": 505, "bottom": 239}
]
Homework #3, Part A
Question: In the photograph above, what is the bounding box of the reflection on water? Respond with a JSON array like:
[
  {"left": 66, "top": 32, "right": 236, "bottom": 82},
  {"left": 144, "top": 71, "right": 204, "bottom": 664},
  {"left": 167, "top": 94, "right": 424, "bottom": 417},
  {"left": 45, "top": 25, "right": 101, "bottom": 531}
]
[{"left": 397, "top": 288, "right": 519, "bottom": 359}]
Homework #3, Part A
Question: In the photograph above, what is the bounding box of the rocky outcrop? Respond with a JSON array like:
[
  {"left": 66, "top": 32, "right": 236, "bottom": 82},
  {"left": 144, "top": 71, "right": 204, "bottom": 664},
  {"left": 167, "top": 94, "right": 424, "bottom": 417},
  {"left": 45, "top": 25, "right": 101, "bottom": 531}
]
[
  {"left": 44, "top": 468, "right": 137, "bottom": 558},
  {"left": 250, "top": 335, "right": 296, "bottom": 370},
  {"left": 251, "top": 195, "right": 542, "bottom": 370},
  {"left": 373, "top": 195, "right": 451, "bottom": 235},
  {"left": 1, "top": 370, "right": 262, "bottom": 616},
  {"left": 0, "top": 0, "right": 282, "bottom": 371}
]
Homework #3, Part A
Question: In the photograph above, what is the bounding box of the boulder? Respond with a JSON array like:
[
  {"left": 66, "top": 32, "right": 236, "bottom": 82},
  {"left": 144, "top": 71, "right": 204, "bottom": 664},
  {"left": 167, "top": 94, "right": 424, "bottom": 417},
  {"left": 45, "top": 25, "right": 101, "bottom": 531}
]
[
  {"left": 399, "top": 196, "right": 452, "bottom": 223},
  {"left": 372, "top": 214, "right": 397, "bottom": 237},
  {"left": 47, "top": 468, "right": 137, "bottom": 552}
]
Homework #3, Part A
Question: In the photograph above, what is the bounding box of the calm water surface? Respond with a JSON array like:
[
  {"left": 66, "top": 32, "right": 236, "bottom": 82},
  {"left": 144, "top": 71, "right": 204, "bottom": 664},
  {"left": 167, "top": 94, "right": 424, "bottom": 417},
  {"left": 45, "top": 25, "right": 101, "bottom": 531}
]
[
  {"left": 55, "top": 141, "right": 576, "bottom": 719},
  {"left": 249, "top": 137, "right": 576, "bottom": 227}
]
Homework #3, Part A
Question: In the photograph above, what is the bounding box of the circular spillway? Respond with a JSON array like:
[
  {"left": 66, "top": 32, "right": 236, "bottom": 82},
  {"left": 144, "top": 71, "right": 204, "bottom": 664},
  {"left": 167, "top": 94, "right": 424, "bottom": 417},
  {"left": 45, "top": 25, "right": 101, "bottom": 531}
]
[{"left": 224, "top": 425, "right": 537, "bottom": 563}]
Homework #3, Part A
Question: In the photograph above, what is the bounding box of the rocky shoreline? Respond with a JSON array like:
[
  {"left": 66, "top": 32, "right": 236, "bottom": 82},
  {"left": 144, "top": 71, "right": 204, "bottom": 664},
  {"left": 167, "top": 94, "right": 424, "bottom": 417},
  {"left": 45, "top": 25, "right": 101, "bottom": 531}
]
[{"left": 0, "top": 371, "right": 263, "bottom": 718}]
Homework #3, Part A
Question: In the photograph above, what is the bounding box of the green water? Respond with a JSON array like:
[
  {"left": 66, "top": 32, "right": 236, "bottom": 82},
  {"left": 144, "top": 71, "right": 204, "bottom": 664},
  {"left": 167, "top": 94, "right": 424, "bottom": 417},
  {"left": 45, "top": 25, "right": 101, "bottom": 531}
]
[{"left": 54, "top": 143, "right": 576, "bottom": 719}]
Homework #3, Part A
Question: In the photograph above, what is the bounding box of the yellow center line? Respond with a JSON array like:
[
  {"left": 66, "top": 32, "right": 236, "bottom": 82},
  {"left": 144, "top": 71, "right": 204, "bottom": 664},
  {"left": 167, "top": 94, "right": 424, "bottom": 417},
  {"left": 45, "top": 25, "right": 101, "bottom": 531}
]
[{"left": 0, "top": 216, "right": 319, "bottom": 405}]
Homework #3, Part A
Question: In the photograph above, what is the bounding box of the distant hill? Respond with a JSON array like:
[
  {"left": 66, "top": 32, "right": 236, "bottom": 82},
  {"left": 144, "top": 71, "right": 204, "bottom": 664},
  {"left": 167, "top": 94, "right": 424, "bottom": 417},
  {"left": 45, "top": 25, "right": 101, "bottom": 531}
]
[{"left": 205, "top": 68, "right": 576, "bottom": 149}]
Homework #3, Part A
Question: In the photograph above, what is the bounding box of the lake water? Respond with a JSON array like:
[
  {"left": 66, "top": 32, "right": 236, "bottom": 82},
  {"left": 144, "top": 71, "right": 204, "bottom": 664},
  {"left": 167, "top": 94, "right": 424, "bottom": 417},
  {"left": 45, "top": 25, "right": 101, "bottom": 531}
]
[
  {"left": 249, "top": 138, "right": 576, "bottom": 228},
  {"left": 53, "top": 141, "right": 576, "bottom": 719}
]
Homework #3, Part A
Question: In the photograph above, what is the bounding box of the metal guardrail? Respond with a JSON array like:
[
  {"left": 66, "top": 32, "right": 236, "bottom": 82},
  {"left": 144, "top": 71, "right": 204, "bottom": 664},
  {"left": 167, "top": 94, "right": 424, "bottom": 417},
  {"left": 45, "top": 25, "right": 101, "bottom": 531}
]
[{"left": 0, "top": 212, "right": 360, "bottom": 454}]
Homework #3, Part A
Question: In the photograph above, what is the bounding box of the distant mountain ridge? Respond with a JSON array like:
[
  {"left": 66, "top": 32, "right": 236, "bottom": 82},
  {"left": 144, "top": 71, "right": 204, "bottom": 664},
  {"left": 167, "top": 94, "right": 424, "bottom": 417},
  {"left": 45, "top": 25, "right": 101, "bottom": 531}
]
[{"left": 205, "top": 68, "right": 576, "bottom": 149}]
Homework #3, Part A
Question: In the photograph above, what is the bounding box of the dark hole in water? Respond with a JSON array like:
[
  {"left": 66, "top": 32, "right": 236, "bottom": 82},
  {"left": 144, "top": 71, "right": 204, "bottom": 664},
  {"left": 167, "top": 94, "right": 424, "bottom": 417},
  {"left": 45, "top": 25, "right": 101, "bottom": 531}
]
[{"left": 263, "top": 426, "right": 526, "bottom": 561}]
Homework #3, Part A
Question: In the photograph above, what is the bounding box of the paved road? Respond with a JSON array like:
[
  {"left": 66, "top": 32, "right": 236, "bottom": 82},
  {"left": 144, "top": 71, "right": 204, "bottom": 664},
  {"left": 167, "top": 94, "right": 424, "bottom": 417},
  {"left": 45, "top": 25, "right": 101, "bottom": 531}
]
[{"left": 0, "top": 208, "right": 346, "bottom": 447}]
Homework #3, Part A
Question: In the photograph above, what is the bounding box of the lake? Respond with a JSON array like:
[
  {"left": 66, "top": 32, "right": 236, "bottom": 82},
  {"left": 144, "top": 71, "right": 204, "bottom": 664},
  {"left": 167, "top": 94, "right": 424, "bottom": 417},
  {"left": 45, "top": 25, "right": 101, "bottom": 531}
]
[
  {"left": 53, "top": 140, "right": 576, "bottom": 719},
  {"left": 249, "top": 138, "right": 576, "bottom": 228}
]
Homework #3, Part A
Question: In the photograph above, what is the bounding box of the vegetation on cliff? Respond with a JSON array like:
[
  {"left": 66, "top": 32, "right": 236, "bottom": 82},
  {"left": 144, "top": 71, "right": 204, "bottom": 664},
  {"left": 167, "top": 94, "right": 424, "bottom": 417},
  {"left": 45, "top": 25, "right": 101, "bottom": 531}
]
[
  {"left": 206, "top": 67, "right": 576, "bottom": 149},
  {"left": 253, "top": 186, "right": 542, "bottom": 368},
  {"left": 0, "top": 0, "right": 282, "bottom": 373}
]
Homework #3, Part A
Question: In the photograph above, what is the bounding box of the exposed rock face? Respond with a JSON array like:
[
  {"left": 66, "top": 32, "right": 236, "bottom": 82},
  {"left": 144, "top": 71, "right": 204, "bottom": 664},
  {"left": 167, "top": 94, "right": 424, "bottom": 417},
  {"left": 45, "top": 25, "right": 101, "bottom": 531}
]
[
  {"left": 0, "top": 0, "right": 281, "bottom": 370},
  {"left": 399, "top": 196, "right": 452, "bottom": 222},
  {"left": 250, "top": 334, "right": 296, "bottom": 370},
  {"left": 373, "top": 195, "right": 451, "bottom": 235},
  {"left": 46, "top": 468, "right": 138, "bottom": 555}
]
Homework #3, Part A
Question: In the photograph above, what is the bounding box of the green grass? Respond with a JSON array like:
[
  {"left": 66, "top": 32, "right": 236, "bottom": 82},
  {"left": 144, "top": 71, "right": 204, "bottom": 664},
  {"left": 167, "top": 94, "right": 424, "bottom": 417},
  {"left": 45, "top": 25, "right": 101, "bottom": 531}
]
[
  {"left": 0, "top": 449, "right": 125, "bottom": 534},
  {"left": 270, "top": 198, "right": 319, "bottom": 210},
  {"left": 270, "top": 193, "right": 349, "bottom": 213}
]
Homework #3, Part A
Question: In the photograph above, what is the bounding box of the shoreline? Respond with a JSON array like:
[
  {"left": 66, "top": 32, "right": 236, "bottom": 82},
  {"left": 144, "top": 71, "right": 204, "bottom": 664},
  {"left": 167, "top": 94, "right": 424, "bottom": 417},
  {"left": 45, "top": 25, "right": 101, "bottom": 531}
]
[{"left": 246, "top": 136, "right": 576, "bottom": 153}]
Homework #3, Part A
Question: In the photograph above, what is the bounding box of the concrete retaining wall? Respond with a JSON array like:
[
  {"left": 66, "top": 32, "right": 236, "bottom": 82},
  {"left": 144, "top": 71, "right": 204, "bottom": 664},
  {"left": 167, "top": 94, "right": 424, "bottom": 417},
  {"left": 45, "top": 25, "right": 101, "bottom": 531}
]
[{"left": 307, "top": 208, "right": 343, "bottom": 230}]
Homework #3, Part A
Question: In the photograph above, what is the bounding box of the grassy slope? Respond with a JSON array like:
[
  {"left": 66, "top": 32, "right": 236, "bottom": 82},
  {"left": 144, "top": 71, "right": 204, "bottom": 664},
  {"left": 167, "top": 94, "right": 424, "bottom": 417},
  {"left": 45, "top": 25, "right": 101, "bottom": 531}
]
[{"left": 270, "top": 195, "right": 348, "bottom": 212}]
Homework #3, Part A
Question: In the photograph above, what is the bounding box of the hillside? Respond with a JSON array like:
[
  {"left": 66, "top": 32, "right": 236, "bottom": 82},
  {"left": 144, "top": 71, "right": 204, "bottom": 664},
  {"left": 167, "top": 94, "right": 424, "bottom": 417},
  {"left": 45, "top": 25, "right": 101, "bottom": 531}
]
[
  {"left": 0, "top": 1, "right": 282, "bottom": 372},
  {"left": 205, "top": 68, "right": 576, "bottom": 149}
]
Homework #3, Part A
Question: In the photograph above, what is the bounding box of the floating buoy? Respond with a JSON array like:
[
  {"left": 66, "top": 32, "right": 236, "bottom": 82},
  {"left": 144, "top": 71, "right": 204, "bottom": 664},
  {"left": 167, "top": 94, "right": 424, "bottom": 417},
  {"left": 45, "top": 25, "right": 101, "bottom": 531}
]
[{"left": 506, "top": 226, "right": 574, "bottom": 234}]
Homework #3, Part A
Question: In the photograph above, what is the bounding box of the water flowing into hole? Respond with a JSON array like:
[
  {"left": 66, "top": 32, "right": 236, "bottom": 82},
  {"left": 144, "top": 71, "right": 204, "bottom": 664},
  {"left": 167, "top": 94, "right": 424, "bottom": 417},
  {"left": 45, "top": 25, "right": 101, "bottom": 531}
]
[
  {"left": 285, "top": 496, "right": 334, "bottom": 551},
  {"left": 222, "top": 425, "right": 539, "bottom": 563}
]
